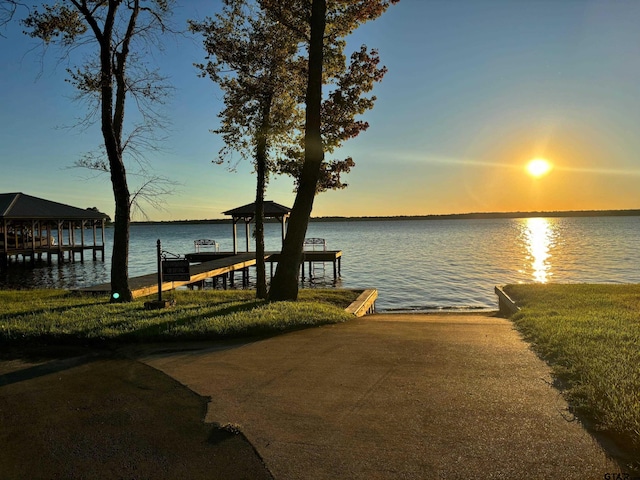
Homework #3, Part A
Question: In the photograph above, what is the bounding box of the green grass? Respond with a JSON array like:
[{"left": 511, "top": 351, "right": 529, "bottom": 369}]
[
  {"left": 0, "top": 289, "right": 360, "bottom": 346},
  {"left": 504, "top": 283, "right": 640, "bottom": 458}
]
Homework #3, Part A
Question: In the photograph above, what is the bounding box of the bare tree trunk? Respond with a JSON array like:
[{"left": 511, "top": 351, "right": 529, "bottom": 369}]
[
  {"left": 255, "top": 93, "right": 273, "bottom": 300},
  {"left": 110, "top": 172, "right": 132, "bottom": 302},
  {"left": 24, "top": 0, "right": 167, "bottom": 303},
  {"left": 268, "top": 0, "right": 326, "bottom": 301},
  {"left": 96, "top": 2, "right": 134, "bottom": 303}
]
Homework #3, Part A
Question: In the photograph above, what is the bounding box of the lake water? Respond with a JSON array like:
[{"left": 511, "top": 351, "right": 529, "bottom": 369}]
[{"left": 2, "top": 216, "right": 639, "bottom": 312}]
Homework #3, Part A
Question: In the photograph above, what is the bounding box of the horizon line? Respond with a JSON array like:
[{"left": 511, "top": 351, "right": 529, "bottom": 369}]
[{"left": 131, "top": 208, "right": 640, "bottom": 224}]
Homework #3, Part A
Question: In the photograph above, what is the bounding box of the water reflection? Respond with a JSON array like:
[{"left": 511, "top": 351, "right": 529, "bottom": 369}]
[{"left": 521, "top": 218, "right": 556, "bottom": 283}]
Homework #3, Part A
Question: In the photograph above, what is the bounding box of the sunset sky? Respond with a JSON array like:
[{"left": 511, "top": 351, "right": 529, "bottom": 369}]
[{"left": 2, "top": 0, "right": 640, "bottom": 220}]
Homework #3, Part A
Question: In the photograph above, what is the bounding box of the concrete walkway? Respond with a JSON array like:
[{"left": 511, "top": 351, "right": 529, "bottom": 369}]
[{"left": 135, "top": 313, "right": 620, "bottom": 479}]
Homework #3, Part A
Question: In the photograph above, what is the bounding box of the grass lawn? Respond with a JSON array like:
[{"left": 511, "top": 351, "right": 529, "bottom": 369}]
[
  {"left": 0, "top": 288, "right": 359, "bottom": 346},
  {"left": 504, "top": 283, "right": 640, "bottom": 466}
]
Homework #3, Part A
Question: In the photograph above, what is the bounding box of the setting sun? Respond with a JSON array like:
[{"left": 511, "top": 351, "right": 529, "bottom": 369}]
[{"left": 526, "top": 158, "right": 553, "bottom": 178}]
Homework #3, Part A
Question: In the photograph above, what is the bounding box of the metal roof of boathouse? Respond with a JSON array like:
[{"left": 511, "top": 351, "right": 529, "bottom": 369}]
[{"left": 0, "top": 193, "right": 109, "bottom": 220}]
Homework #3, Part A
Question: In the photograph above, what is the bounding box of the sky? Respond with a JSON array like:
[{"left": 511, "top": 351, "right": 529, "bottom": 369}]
[{"left": 2, "top": 0, "right": 640, "bottom": 221}]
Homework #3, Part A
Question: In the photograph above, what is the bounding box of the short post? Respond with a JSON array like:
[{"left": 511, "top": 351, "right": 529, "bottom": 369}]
[
  {"left": 157, "top": 239, "right": 163, "bottom": 303},
  {"left": 144, "top": 239, "right": 171, "bottom": 309}
]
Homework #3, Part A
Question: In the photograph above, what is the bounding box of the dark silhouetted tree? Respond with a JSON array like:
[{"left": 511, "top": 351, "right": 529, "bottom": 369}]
[
  {"left": 190, "top": 0, "right": 395, "bottom": 301},
  {"left": 263, "top": 0, "right": 399, "bottom": 301},
  {"left": 190, "top": 0, "right": 303, "bottom": 299},
  {"left": 23, "top": 0, "right": 174, "bottom": 302}
]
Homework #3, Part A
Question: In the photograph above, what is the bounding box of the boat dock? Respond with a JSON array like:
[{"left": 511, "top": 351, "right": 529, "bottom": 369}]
[
  {"left": 186, "top": 250, "right": 342, "bottom": 282},
  {"left": 1, "top": 192, "right": 108, "bottom": 271},
  {"left": 77, "top": 250, "right": 342, "bottom": 299}
]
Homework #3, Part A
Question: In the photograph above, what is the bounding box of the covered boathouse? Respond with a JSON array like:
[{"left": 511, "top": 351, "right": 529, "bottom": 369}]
[{"left": 0, "top": 192, "right": 109, "bottom": 270}]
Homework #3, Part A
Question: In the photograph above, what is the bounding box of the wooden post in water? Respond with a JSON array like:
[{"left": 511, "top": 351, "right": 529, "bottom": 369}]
[
  {"left": 46, "top": 223, "right": 52, "bottom": 265},
  {"left": 245, "top": 219, "right": 250, "bottom": 253},
  {"left": 57, "top": 221, "right": 63, "bottom": 263},
  {"left": 232, "top": 221, "right": 238, "bottom": 255},
  {"left": 68, "top": 221, "right": 73, "bottom": 262},
  {"left": 80, "top": 220, "right": 86, "bottom": 262},
  {"left": 30, "top": 220, "right": 36, "bottom": 265},
  {"left": 101, "top": 219, "right": 105, "bottom": 261},
  {"left": 92, "top": 221, "right": 97, "bottom": 260}
]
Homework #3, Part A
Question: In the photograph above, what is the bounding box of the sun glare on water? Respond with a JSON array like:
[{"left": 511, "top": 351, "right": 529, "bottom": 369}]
[{"left": 526, "top": 158, "right": 552, "bottom": 178}]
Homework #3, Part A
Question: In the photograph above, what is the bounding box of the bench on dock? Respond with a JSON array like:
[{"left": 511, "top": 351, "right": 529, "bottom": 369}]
[
  {"left": 303, "top": 238, "right": 327, "bottom": 251},
  {"left": 302, "top": 238, "right": 329, "bottom": 280},
  {"left": 194, "top": 239, "right": 219, "bottom": 253}
]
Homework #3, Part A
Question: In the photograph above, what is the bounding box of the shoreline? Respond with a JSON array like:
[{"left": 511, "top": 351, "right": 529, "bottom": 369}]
[{"left": 128, "top": 208, "right": 640, "bottom": 225}]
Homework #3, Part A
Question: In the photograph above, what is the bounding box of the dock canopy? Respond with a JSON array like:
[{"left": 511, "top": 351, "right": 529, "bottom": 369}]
[
  {"left": 223, "top": 201, "right": 291, "bottom": 254},
  {"left": 1, "top": 192, "right": 109, "bottom": 267}
]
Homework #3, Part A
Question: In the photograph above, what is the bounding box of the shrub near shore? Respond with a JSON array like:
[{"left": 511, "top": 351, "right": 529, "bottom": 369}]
[
  {"left": 0, "top": 289, "right": 359, "bottom": 346},
  {"left": 504, "top": 283, "right": 640, "bottom": 468}
]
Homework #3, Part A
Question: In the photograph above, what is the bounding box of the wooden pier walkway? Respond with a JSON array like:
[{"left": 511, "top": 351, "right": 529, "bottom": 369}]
[
  {"left": 77, "top": 253, "right": 263, "bottom": 299},
  {"left": 76, "top": 250, "right": 342, "bottom": 299}
]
